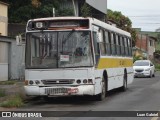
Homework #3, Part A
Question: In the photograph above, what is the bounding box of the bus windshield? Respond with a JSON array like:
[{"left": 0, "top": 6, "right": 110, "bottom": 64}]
[{"left": 26, "top": 31, "right": 93, "bottom": 68}]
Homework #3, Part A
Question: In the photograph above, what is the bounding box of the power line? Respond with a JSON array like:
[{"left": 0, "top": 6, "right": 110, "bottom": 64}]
[
  {"left": 128, "top": 15, "right": 160, "bottom": 18},
  {"left": 135, "top": 23, "right": 160, "bottom": 24}
]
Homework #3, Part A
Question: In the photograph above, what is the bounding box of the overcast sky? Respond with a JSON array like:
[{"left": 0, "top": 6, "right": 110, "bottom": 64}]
[{"left": 108, "top": 0, "right": 160, "bottom": 32}]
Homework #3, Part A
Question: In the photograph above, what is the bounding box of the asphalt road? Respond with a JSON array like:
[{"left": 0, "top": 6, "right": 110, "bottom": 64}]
[{"left": 1, "top": 72, "right": 160, "bottom": 120}]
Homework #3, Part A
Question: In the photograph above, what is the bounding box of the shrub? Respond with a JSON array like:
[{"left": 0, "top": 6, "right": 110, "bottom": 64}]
[
  {"left": 0, "top": 94, "right": 24, "bottom": 108},
  {"left": 0, "top": 89, "right": 6, "bottom": 97}
]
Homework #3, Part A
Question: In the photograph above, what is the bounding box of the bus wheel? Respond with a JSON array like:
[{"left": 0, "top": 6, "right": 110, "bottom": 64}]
[
  {"left": 121, "top": 73, "right": 127, "bottom": 91},
  {"left": 96, "top": 78, "right": 106, "bottom": 101}
]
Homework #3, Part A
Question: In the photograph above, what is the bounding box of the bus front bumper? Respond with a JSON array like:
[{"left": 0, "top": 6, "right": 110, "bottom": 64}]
[{"left": 24, "top": 85, "right": 95, "bottom": 96}]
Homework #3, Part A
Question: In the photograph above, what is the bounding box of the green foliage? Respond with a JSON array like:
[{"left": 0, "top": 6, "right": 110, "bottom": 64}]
[
  {"left": 155, "top": 63, "right": 160, "bottom": 71},
  {"left": 0, "top": 80, "right": 17, "bottom": 85},
  {"left": 107, "top": 9, "right": 137, "bottom": 47},
  {"left": 1, "top": 0, "right": 72, "bottom": 23},
  {"left": 81, "top": 3, "right": 92, "bottom": 17},
  {"left": 0, "top": 89, "right": 6, "bottom": 97},
  {"left": 133, "top": 55, "right": 143, "bottom": 63},
  {"left": 0, "top": 94, "right": 24, "bottom": 108},
  {"left": 57, "top": 8, "right": 74, "bottom": 17},
  {"left": 130, "top": 29, "right": 137, "bottom": 47},
  {"left": 156, "top": 33, "right": 160, "bottom": 44},
  {"left": 108, "top": 10, "right": 131, "bottom": 29},
  {"left": 155, "top": 50, "right": 160, "bottom": 54}
]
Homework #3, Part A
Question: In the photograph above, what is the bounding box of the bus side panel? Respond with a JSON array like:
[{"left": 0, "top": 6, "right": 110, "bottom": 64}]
[
  {"left": 126, "top": 67, "right": 134, "bottom": 84},
  {"left": 94, "top": 69, "right": 103, "bottom": 95},
  {"left": 107, "top": 68, "right": 123, "bottom": 91}
]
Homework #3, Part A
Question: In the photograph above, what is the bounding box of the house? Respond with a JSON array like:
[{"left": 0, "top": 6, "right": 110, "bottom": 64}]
[
  {"left": 136, "top": 28, "right": 160, "bottom": 50},
  {"left": 0, "top": 1, "right": 25, "bottom": 81},
  {"left": 0, "top": 1, "right": 8, "bottom": 36},
  {"left": 133, "top": 33, "right": 157, "bottom": 60},
  {"left": 0, "top": 36, "right": 25, "bottom": 81}
]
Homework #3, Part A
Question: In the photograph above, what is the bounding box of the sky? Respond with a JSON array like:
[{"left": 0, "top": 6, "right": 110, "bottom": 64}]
[{"left": 108, "top": 0, "right": 160, "bottom": 32}]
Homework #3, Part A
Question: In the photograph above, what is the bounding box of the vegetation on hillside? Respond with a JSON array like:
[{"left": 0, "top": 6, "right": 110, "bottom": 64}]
[
  {"left": 107, "top": 9, "right": 137, "bottom": 47},
  {"left": 1, "top": 0, "right": 137, "bottom": 45},
  {"left": 1, "top": 0, "right": 73, "bottom": 23}
]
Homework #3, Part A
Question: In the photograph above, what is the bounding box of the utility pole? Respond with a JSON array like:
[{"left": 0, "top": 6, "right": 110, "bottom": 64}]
[
  {"left": 72, "top": 0, "right": 77, "bottom": 16},
  {"left": 53, "top": 7, "right": 55, "bottom": 17},
  {"left": 146, "top": 34, "right": 149, "bottom": 59},
  {"left": 140, "top": 34, "right": 142, "bottom": 51}
]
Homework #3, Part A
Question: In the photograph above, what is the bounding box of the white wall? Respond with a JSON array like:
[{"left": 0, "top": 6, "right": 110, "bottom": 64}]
[
  {"left": 0, "top": 42, "right": 8, "bottom": 81},
  {"left": 0, "top": 63, "right": 8, "bottom": 81}
]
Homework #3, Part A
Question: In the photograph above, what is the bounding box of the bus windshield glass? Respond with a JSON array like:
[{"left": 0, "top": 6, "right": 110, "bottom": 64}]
[{"left": 26, "top": 31, "right": 93, "bottom": 68}]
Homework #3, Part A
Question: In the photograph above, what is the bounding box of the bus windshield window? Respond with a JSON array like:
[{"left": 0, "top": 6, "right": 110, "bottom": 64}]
[{"left": 26, "top": 31, "right": 93, "bottom": 68}]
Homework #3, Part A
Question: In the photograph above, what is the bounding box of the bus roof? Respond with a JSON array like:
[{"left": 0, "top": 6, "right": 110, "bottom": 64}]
[{"left": 28, "top": 17, "right": 131, "bottom": 37}]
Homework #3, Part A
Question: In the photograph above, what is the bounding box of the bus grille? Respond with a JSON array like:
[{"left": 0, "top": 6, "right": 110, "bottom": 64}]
[
  {"left": 42, "top": 79, "right": 74, "bottom": 85},
  {"left": 45, "top": 88, "right": 68, "bottom": 95}
]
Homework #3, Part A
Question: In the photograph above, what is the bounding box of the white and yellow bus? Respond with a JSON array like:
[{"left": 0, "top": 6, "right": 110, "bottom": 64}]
[{"left": 24, "top": 17, "right": 134, "bottom": 100}]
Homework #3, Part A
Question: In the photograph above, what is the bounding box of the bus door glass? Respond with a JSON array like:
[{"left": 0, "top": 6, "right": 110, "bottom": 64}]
[{"left": 92, "top": 25, "right": 100, "bottom": 66}]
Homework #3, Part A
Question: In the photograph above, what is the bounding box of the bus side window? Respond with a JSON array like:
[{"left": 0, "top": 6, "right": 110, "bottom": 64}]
[
  {"left": 104, "top": 31, "right": 111, "bottom": 55},
  {"left": 120, "top": 36, "right": 125, "bottom": 56},
  {"left": 124, "top": 37, "right": 129, "bottom": 56},
  {"left": 116, "top": 35, "right": 121, "bottom": 55},
  {"left": 99, "top": 29, "right": 106, "bottom": 55},
  {"left": 113, "top": 33, "right": 117, "bottom": 55},
  {"left": 93, "top": 32, "right": 100, "bottom": 65},
  {"left": 111, "top": 33, "right": 116, "bottom": 55},
  {"left": 128, "top": 38, "right": 132, "bottom": 56}
]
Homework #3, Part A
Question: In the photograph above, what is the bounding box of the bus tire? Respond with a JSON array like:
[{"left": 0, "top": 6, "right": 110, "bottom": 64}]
[
  {"left": 121, "top": 72, "right": 127, "bottom": 92},
  {"left": 96, "top": 78, "right": 106, "bottom": 101}
]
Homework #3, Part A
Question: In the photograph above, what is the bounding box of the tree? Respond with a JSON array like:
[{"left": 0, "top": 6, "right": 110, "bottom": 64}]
[
  {"left": 107, "top": 9, "right": 137, "bottom": 47},
  {"left": 31, "top": 0, "right": 41, "bottom": 8},
  {"left": 81, "top": 3, "right": 91, "bottom": 17},
  {"left": 1, "top": 0, "right": 73, "bottom": 23}
]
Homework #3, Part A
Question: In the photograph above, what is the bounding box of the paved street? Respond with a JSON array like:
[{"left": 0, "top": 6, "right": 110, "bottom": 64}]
[{"left": 1, "top": 72, "right": 160, "bottom": 120}]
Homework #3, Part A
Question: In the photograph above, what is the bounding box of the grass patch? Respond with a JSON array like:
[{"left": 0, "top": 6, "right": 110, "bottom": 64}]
[
  {"left": 0, "top": 89, "right": 6, "bottom": 97},
  {"left": 0, "top": 81, "right": 17, "bottom": 85},
  {"left": 0, "top": 94, "right": 24, "bottom": 108},
  {"left": 155, "top": 63, "right": 160, "bottom": 71}
]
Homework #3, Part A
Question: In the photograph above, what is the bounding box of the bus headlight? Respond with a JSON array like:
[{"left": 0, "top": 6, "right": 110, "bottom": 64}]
[
  {"left": 83, "top": 79, "right": 88, "bottom": 84},
  {"left": 76, "top": 79, "right": 81, "bottom": 84},
  {"left": 29, "top": 80, "right": 34, "bottom": 85},
  {"left": 35, "top": 80, "right": 40, "bottom": 85}
]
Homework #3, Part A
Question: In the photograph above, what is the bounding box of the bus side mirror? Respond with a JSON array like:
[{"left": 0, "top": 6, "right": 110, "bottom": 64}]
[{"left": 16, "top": 35, "right": 22, "bottom": 46}]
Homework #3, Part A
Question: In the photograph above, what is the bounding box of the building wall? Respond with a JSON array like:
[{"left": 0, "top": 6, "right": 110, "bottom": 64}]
[
  {"left": 0, "top": 36, "right": 25, "bottom": 81},
  {"left": 0, "top": 41, "right": 8, "bottom": 81},
  {"left": 135, "top": 33, "right": 156, "bottom": 59},
  {"left": 0, "top": 2, "right": 8, "bottom": 36},
  {"left": 148, "top": 37, "right": 156, "bottom": 59},
  {"left": 136, "top": 34, "right": 148, "bottom": 52},
  {"left": 60, "top": 0, "right": 107, "bottom": 21},
  {"left": 86, "top": 0, "right": 107, "bottom": 14}
]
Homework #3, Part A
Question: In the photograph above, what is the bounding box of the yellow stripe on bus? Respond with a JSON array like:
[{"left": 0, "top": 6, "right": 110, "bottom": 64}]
[{"left": 97, "top": 58, "right": 133, "bottom": 69}]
